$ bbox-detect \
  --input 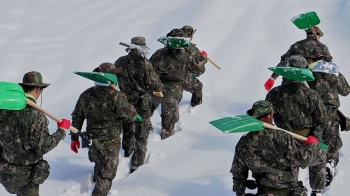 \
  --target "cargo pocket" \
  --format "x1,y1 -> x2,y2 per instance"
30,160 -> 50,184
